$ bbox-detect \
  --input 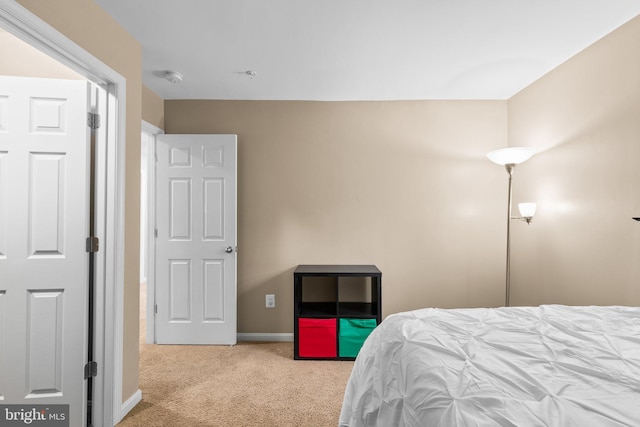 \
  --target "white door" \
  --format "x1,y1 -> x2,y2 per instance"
155,134 -> 237,345
0,77 -> 90,423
